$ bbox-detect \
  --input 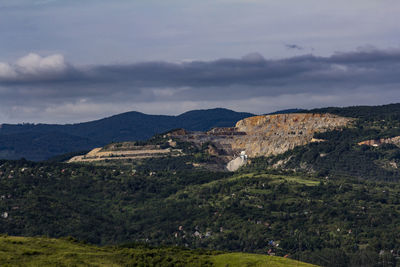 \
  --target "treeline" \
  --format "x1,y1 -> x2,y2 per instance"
310,103 -> 400,121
